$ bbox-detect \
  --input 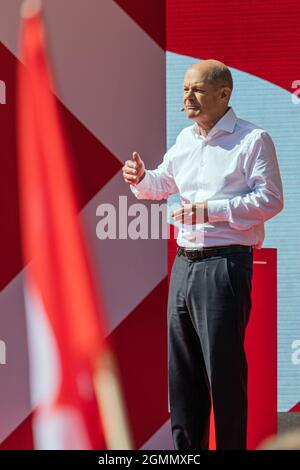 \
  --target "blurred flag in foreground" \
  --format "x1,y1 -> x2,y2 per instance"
17,0 -> 132,450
